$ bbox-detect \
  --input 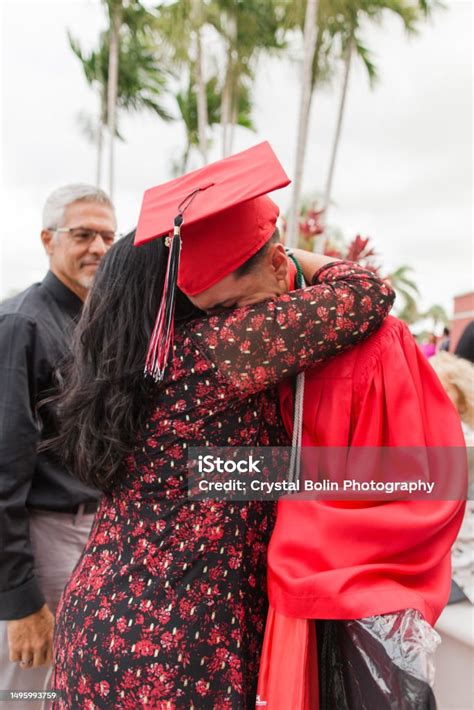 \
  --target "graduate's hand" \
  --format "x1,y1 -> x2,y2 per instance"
7,603 -> 55,669
291,248 -> 340,284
